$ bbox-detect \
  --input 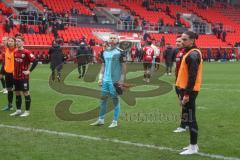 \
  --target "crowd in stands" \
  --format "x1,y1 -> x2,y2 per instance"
212,23 -> 227,42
